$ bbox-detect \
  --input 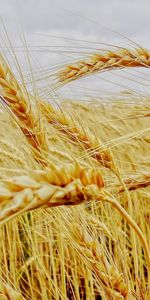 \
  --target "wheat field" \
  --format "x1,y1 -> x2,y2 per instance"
0,42 -> 150,300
